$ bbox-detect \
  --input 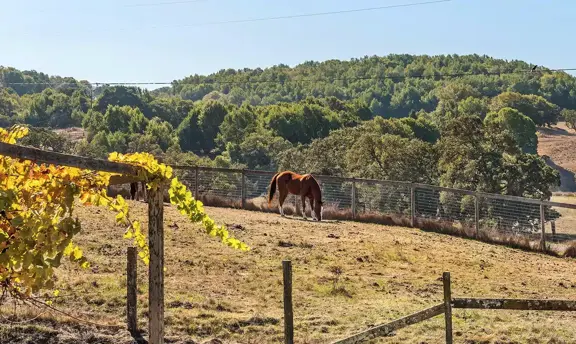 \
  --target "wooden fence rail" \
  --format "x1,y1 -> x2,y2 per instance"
0,143 -> 166,344
328,271 -> 576,344
331,304 -> 445,344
